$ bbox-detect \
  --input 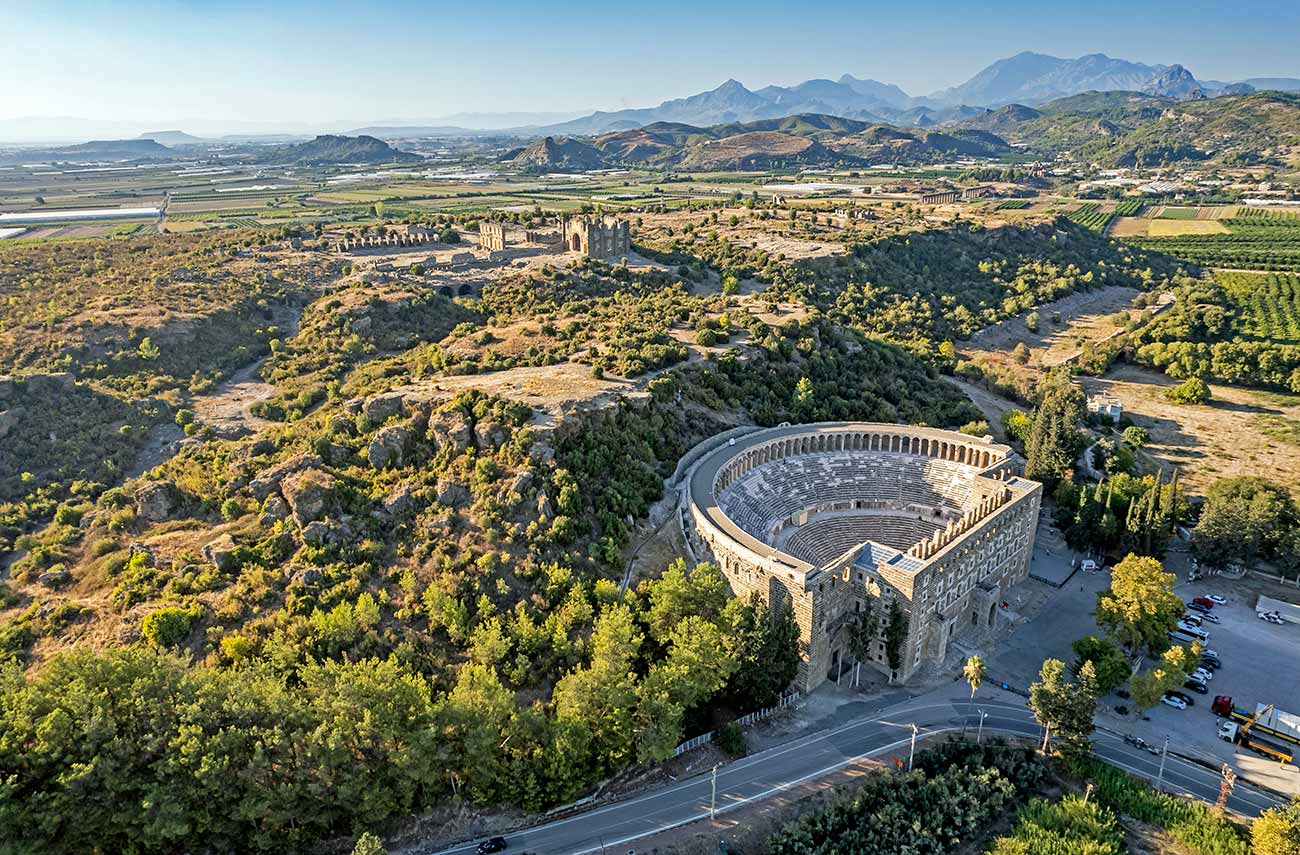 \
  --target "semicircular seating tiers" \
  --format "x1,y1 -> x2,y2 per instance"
706,426 -> 1009,570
